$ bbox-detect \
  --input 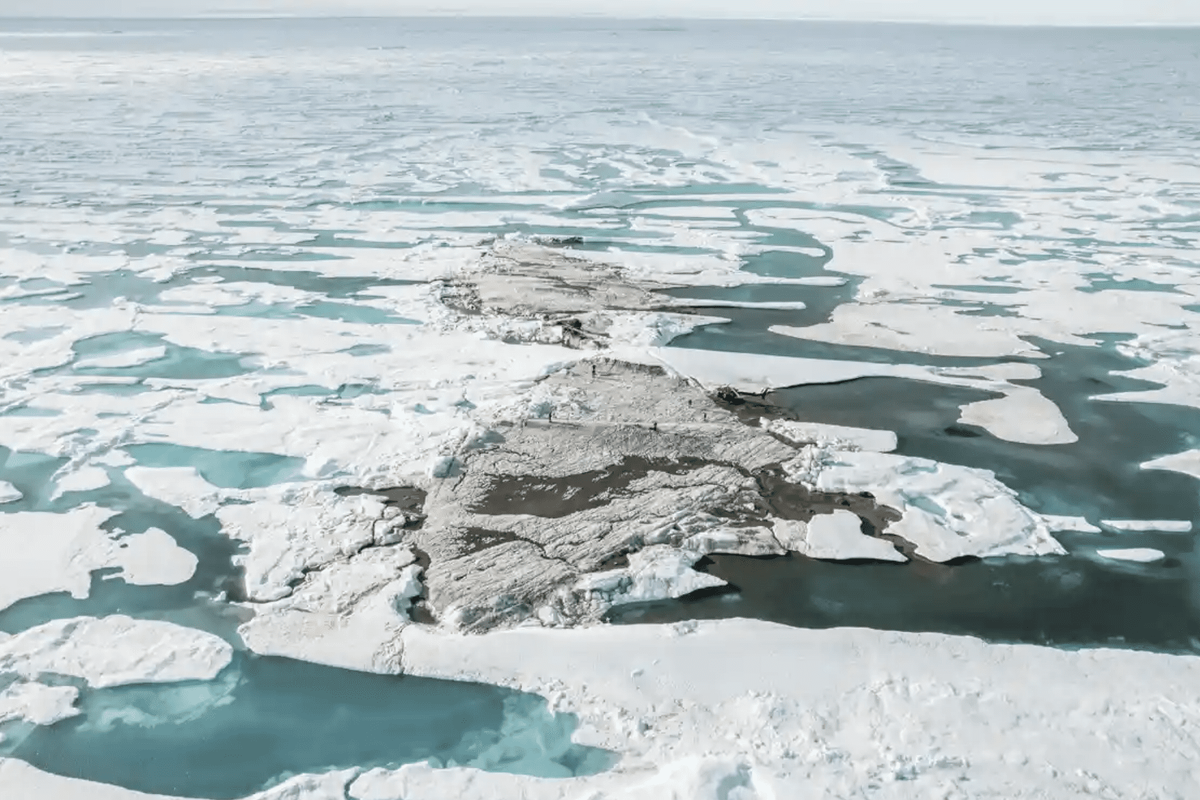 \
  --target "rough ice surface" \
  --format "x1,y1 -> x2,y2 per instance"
1096,548 -> 1166,564
0,616 -> 232,688
238,550 -> 420,673
775,511 -> 907,563
393,619 -> 1200,800
760,418 -> 898,453
1040,515 -> 1102,534
0,682 -> 80,727
814,452 -> 1065,562
0,481 -> 21,505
